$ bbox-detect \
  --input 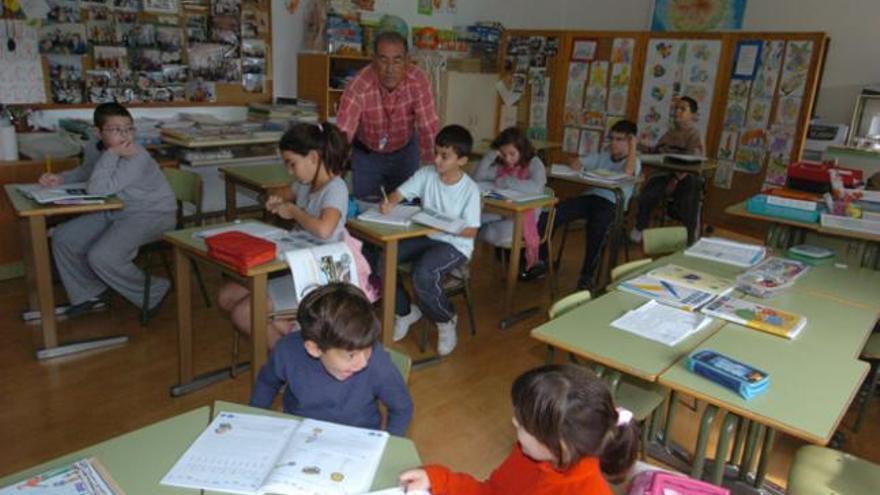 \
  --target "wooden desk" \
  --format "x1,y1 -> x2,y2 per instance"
4,184 -> 127,360
220,163 -> 290,221
163,222 -> 288,396
209,401 -> 422,492
0,406 -> 209,494
482,195 -> 559,328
